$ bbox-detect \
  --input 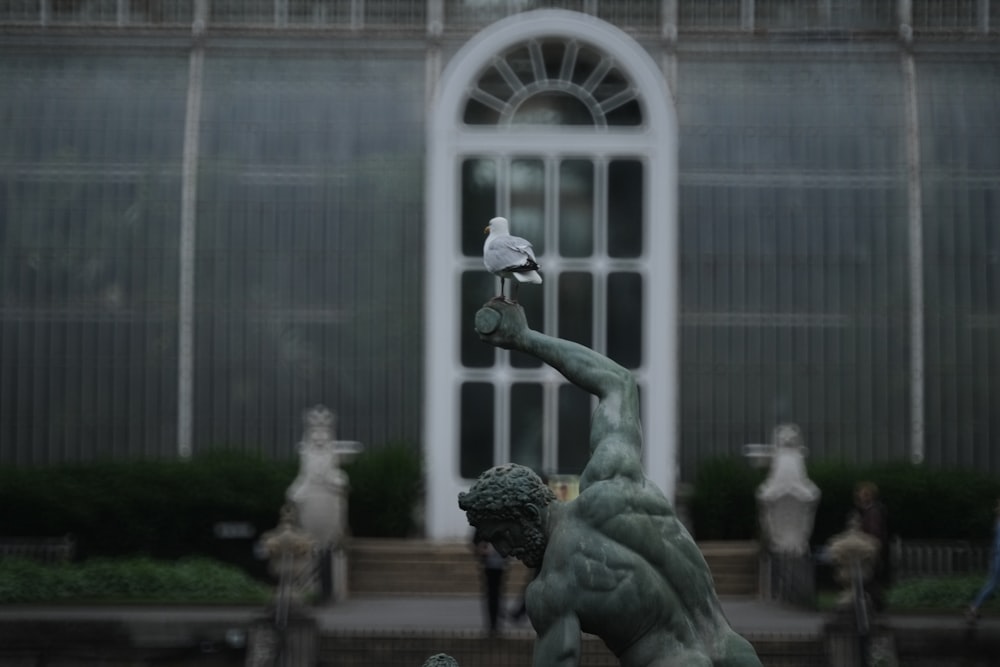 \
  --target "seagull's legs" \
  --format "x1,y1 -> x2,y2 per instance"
491,276 -> 516,303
